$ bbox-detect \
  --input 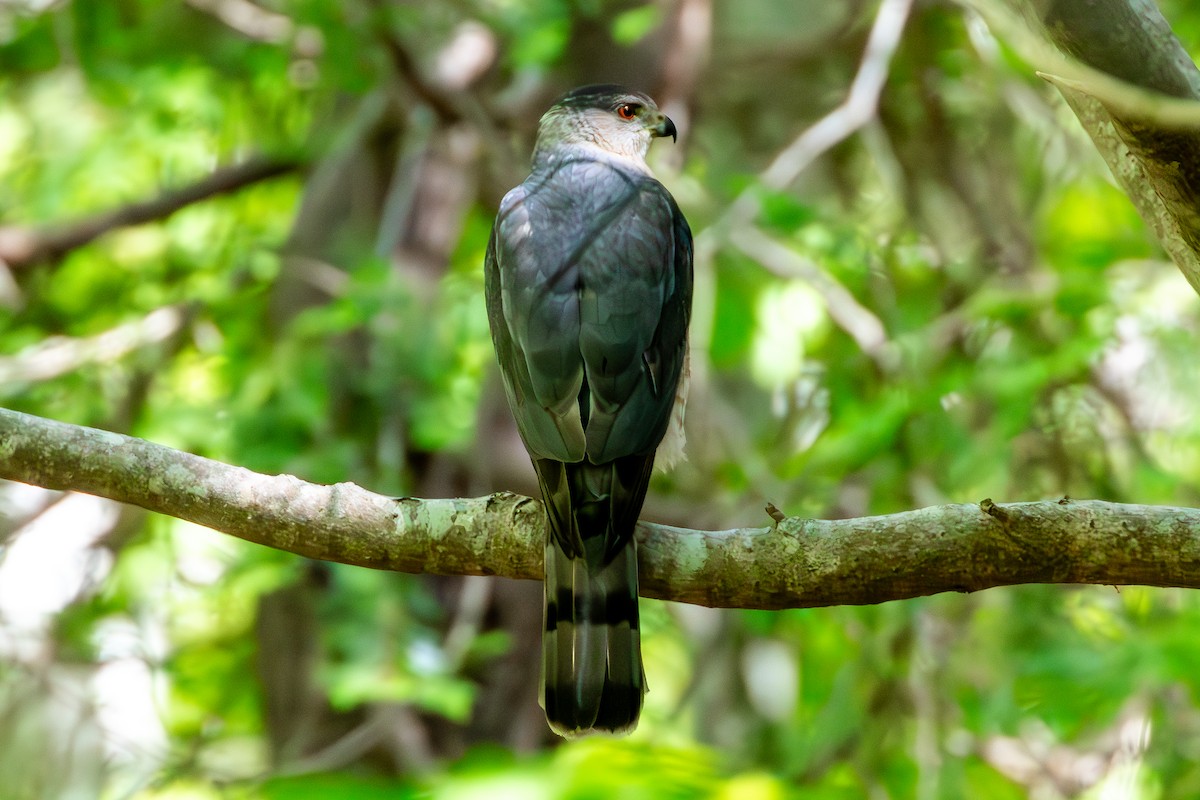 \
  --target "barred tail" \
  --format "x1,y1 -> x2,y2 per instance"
534,457 -> 651,738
